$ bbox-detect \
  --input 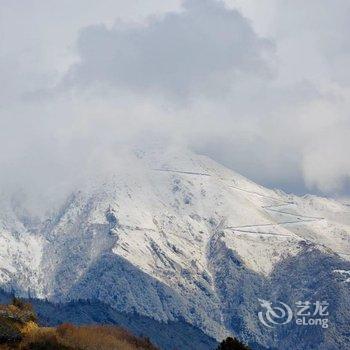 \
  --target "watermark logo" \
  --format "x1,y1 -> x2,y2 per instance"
258,299 -> 329,329
258,299 -> 293,328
